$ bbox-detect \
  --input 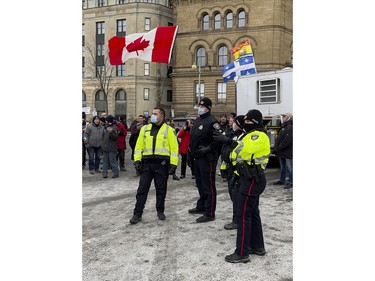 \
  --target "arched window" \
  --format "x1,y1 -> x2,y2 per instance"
226,12 -> 233,28
202,14 -> 209,31
214,13 -> 221,30
95,90 -> 107,114
115,89 -> 127,116
82,91 -> 86,107
218,45 -> 228,66
238,10 -> 246,27
196,47 -> 206,67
